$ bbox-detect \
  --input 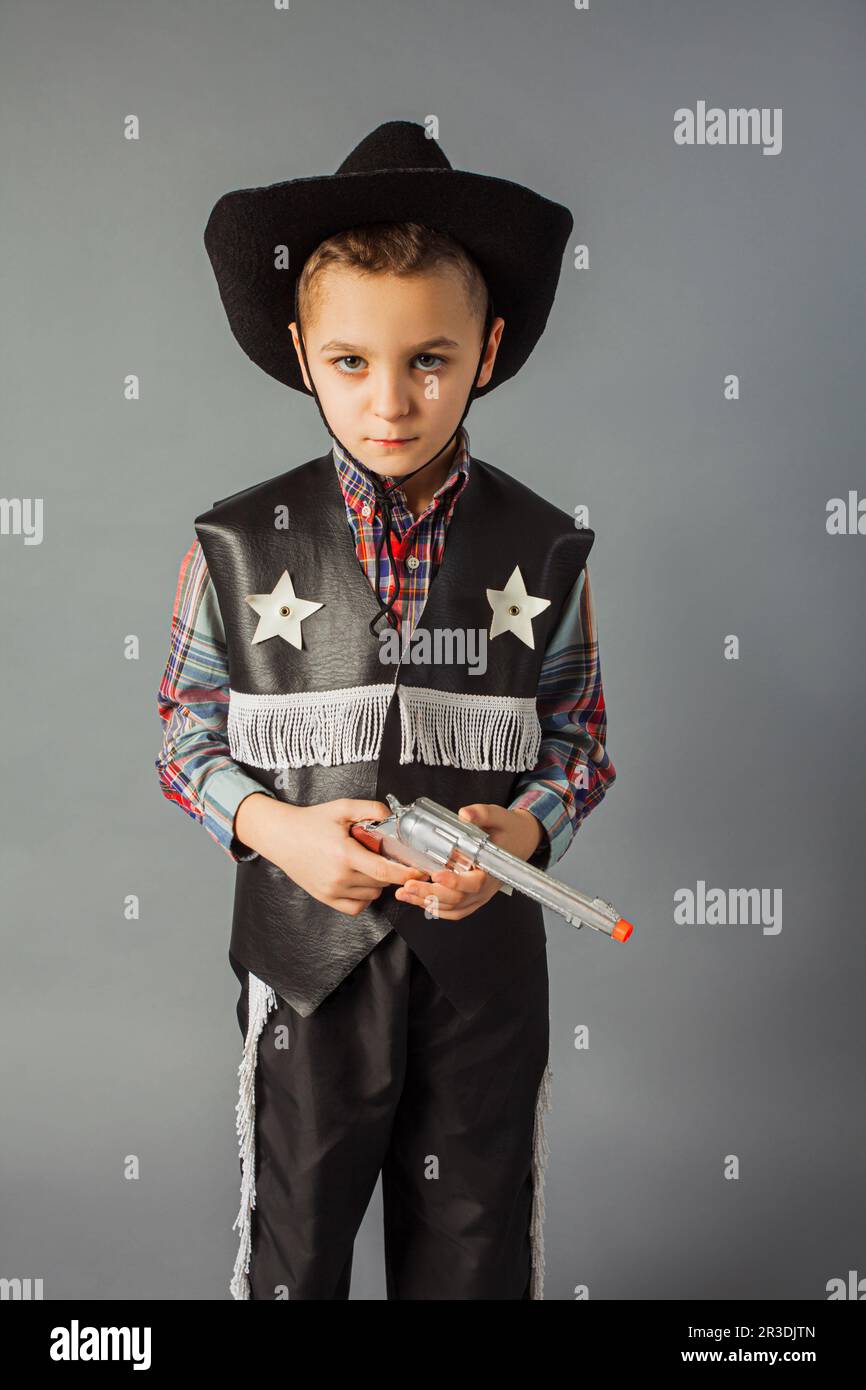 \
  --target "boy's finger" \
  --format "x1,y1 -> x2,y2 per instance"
398,887 -> 483,920
398,871 -> 485,906
339,799 -> 392,822
423,881 -> 463,905
347,842 -> 429,886
431,866 -> 487,894
398,882 -> 465,910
